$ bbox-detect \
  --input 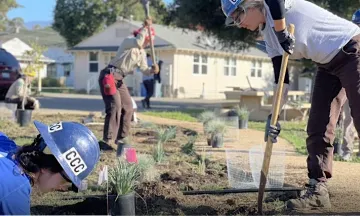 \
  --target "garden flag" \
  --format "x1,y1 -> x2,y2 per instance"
97,165 -> 108,185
